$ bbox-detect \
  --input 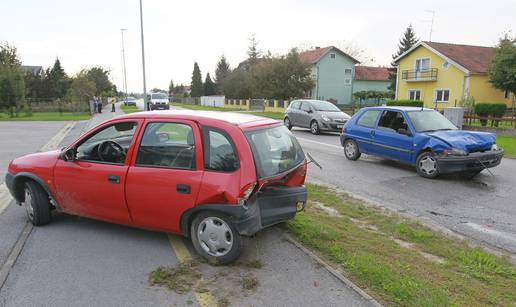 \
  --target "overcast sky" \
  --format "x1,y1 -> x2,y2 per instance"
1,0 -> 514,93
